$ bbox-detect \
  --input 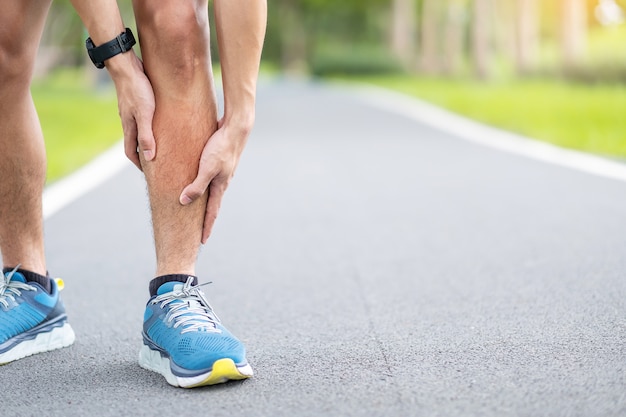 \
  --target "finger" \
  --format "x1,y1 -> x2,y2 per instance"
201,182 -> 226,244
123,121 -> 142,171
136,111 -> 156,162
179,166 -> 217,206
